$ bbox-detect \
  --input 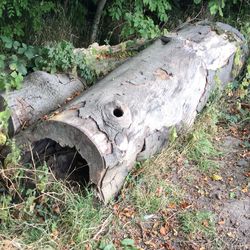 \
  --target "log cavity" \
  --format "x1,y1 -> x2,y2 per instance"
23,138 -> 90,185
113,107 -> 124,117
